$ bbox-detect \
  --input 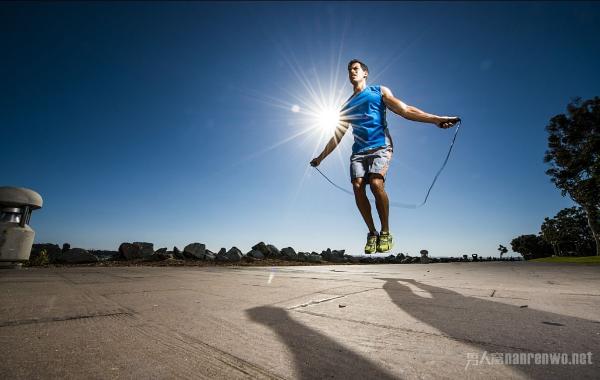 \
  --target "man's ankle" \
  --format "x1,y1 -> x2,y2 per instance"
380,230 -> 389,235
369,231 -> 378,236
